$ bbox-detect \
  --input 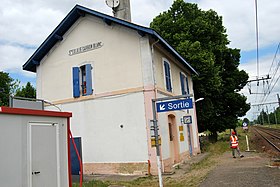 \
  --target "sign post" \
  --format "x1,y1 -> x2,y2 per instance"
151,100 -> 163,187
151,94 -> 193,187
